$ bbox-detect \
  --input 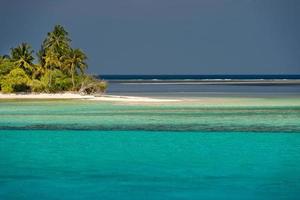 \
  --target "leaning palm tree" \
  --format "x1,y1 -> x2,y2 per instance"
62,48 -> 87,89
10,43 -> 34,74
